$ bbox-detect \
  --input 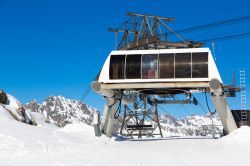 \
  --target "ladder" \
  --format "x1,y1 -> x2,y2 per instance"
240,69 -> 248,126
